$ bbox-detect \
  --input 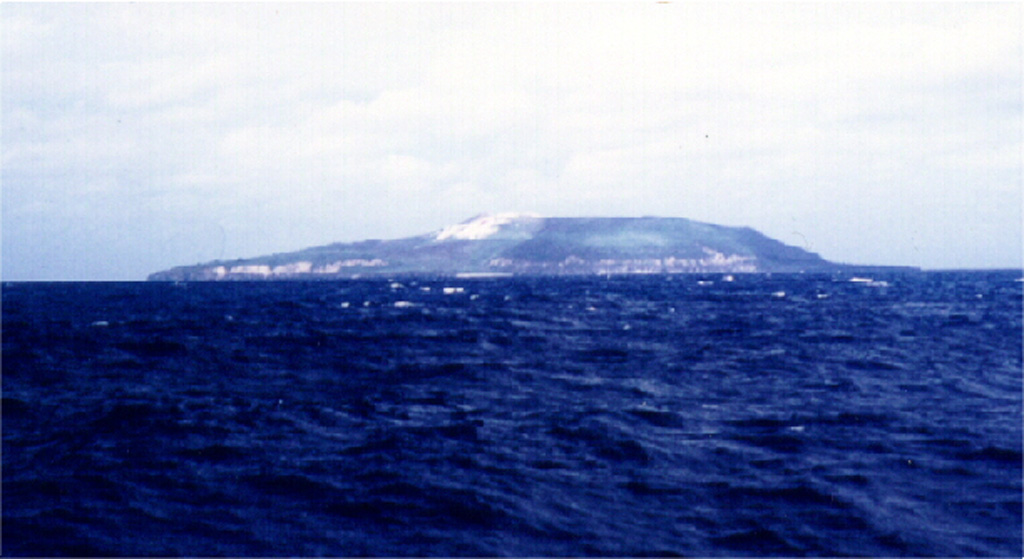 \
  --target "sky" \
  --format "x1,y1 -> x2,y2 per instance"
2,2 -> 1021,280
